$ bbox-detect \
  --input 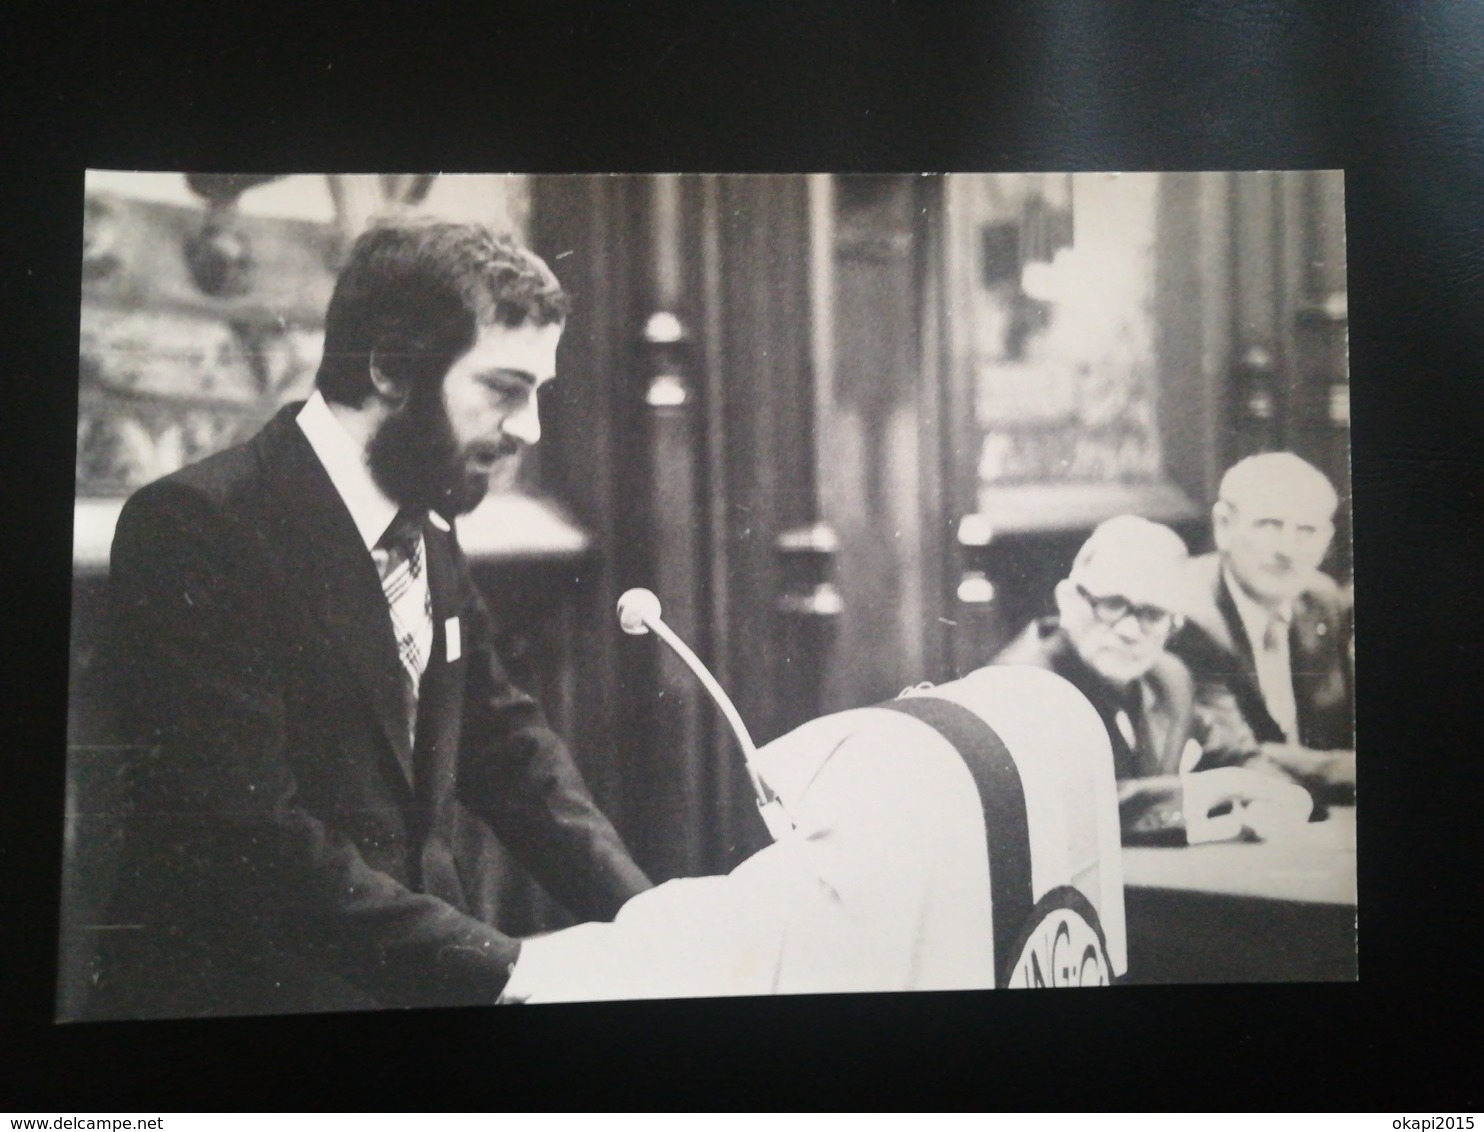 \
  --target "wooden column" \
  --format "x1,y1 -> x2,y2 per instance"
820,175 -> 942,709
528,174 -> 651,861
632,303 -> 710,880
